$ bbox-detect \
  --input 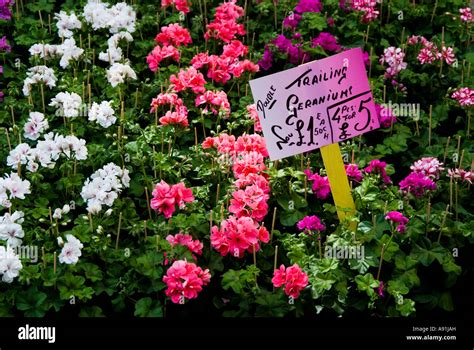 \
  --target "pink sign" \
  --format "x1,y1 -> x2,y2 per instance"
249,48 -> 379,161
